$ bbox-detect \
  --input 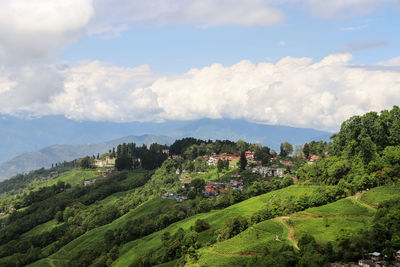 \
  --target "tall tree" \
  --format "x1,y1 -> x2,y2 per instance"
280,142 -> 293,157
239,151 -> 247,170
